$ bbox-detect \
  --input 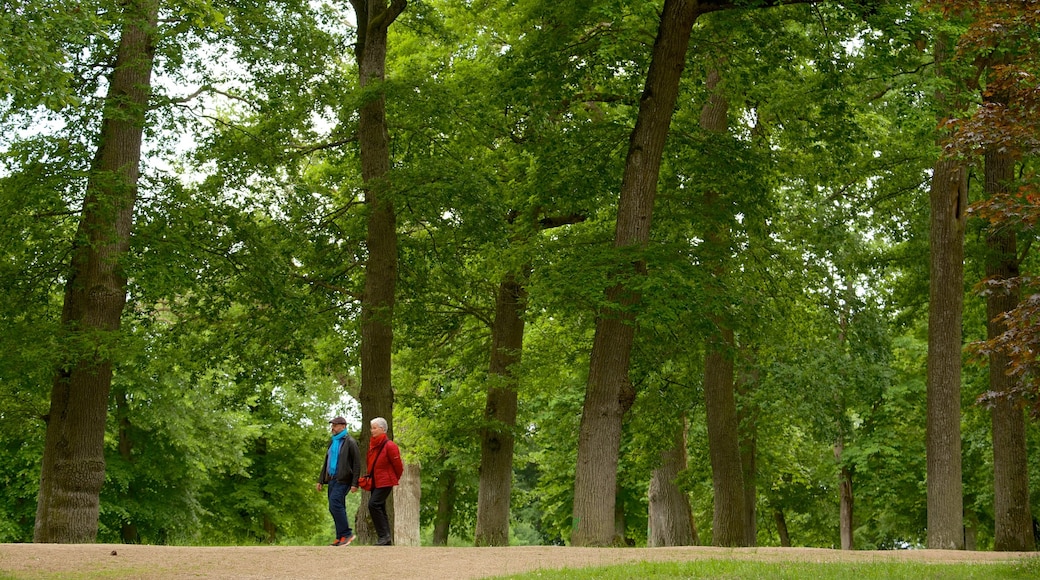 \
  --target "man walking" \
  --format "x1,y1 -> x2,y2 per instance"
317,416 -> 361,546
